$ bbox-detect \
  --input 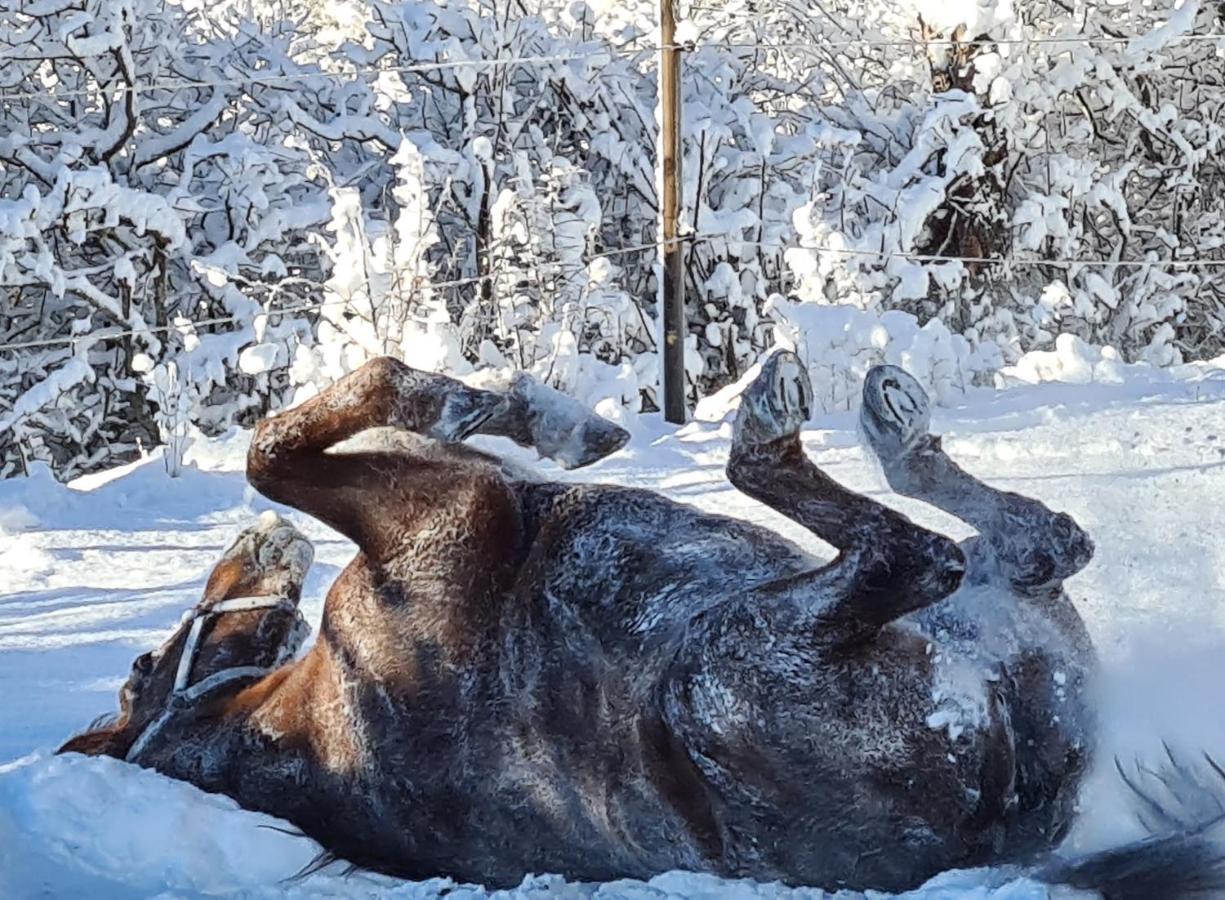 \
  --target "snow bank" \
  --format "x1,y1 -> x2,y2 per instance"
0,753 -> 1056,898
5,372 -> 1225,898
692,304 -> 1225,425
0,753 -> 322,898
